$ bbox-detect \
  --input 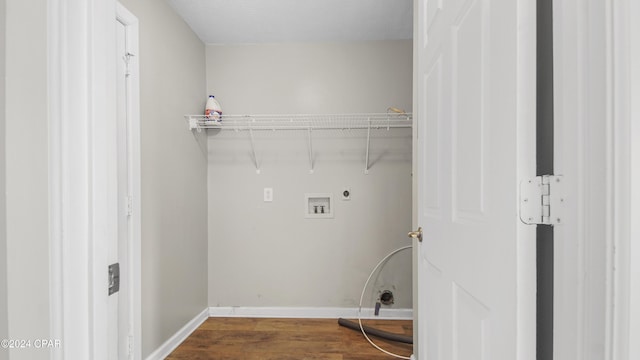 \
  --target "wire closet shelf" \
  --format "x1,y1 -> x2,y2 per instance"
184,113 -> 413,132
183,112 -> 413,175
